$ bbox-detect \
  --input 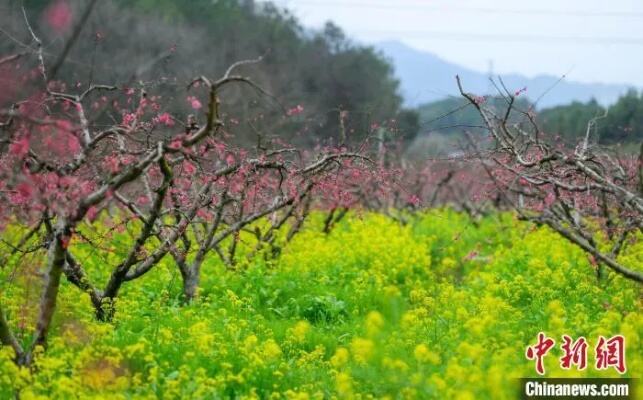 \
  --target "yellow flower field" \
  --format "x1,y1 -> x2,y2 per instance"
0,210 -> 641,399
